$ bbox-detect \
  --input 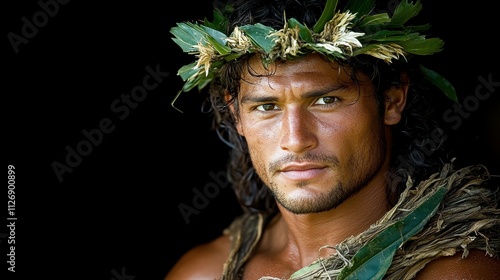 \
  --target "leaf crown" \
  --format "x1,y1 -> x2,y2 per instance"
170,0 -> 457,104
